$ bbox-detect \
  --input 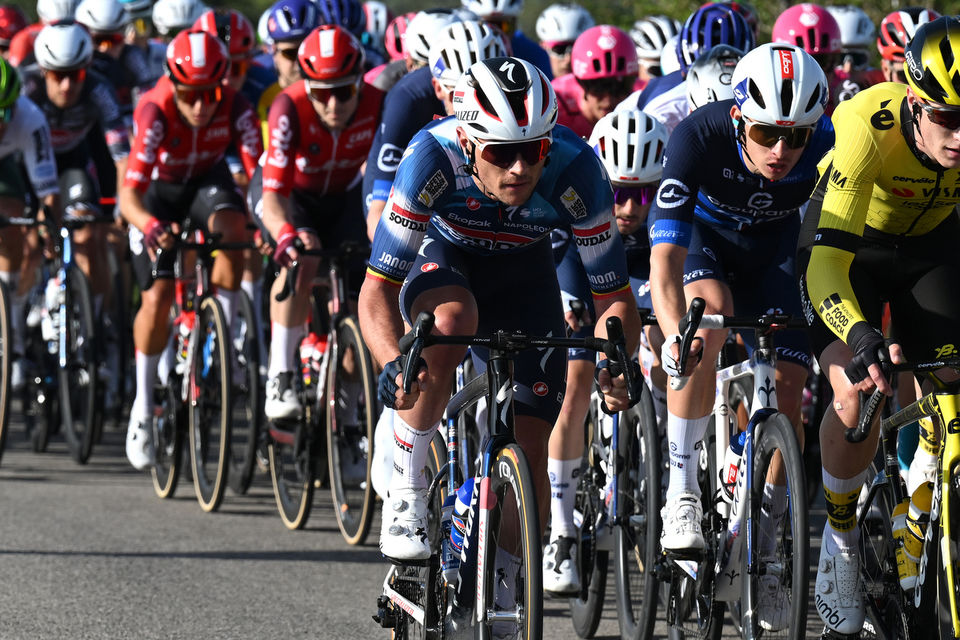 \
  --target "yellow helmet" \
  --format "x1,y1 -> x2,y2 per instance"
904,16 -> 960,106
